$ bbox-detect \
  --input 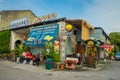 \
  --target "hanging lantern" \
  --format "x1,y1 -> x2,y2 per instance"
65,24 -> 73,31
